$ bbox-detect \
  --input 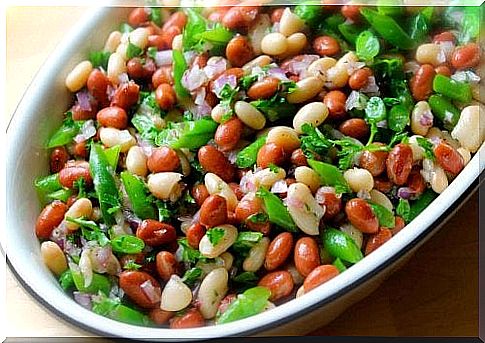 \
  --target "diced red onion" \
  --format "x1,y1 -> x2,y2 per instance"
345,91 -> 368,112
118,72 -> 129,84
397,187 -> 416,200
438,41 -> 454,60
76,90 -> 92,111
287,55 -> 319,78
140,280 -> 161,304
106,84 -> 116,101
213,74 -> 237,98
74,120 -> 96,143
90,246 -> 112,273
360,76 -> 379,94
203,57 -> 228,79
184,51 -> 198,65
194,102 -> 212,119
225,150 -> 239,165
154,50 -> 173,66
240,172 -> 256,194
285,196 -> 305,210
404,61 -> 420,75
73,292 -> 92,309
270,179 -> 288,194
182,65 -> 208,91
194,87 -> 206,106
135,135 -> 154,156
419,110 -> 434,127
267,67 -> 289,81
79,249 -> 93,288
344,61 -> 366,76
